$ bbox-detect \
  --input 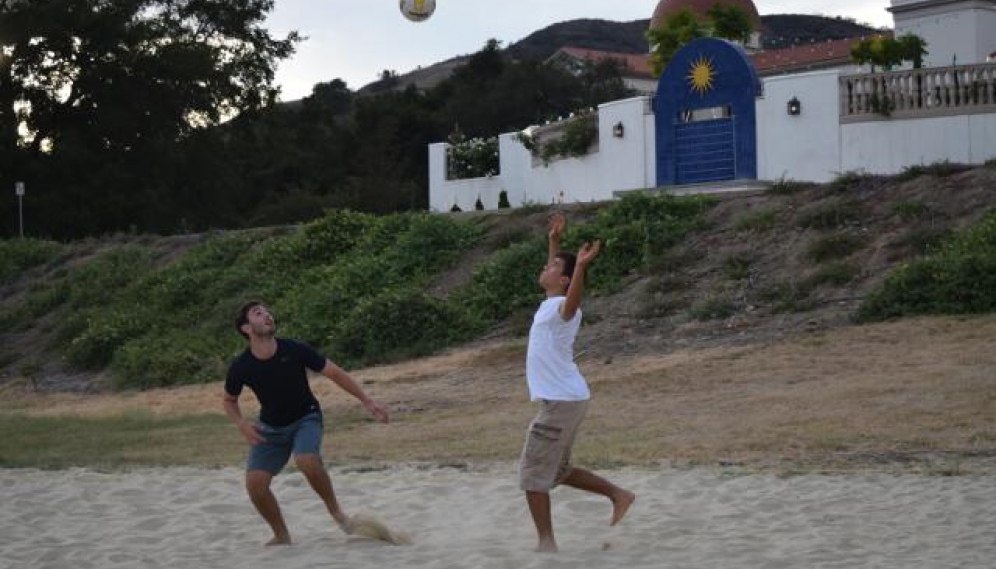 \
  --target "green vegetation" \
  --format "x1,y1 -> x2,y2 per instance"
5,193 -> 715,391
805,232 -> 865,263
892,200 -> 929,222
796,199 -> 863,229
896,161 -> 971,182
0,238 -> 64,284
735,208 -> 778,232
803,261 -> 860,289
0,412 -> 240,470
860,211 -> 996,321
